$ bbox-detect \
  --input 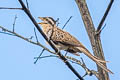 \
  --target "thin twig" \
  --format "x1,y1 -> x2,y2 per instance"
100,24 -> 106,32
34,49 -> 45,64
29,36 -> 34,40
26,0 -> 29,9
56,18 -> 59,23
62,16 -> 72,29
34,28 -> 39,42
80,58 -> 93,77
0,7 -> 23,10
56,18 -> 60,26
65,56 -> 98,77
0,26 -> 54,54
96,24 -> 106,35
97,0 -> 114,33
0,31 -> 15,36
13,15 -> 17,32
34,55 -> 58,59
